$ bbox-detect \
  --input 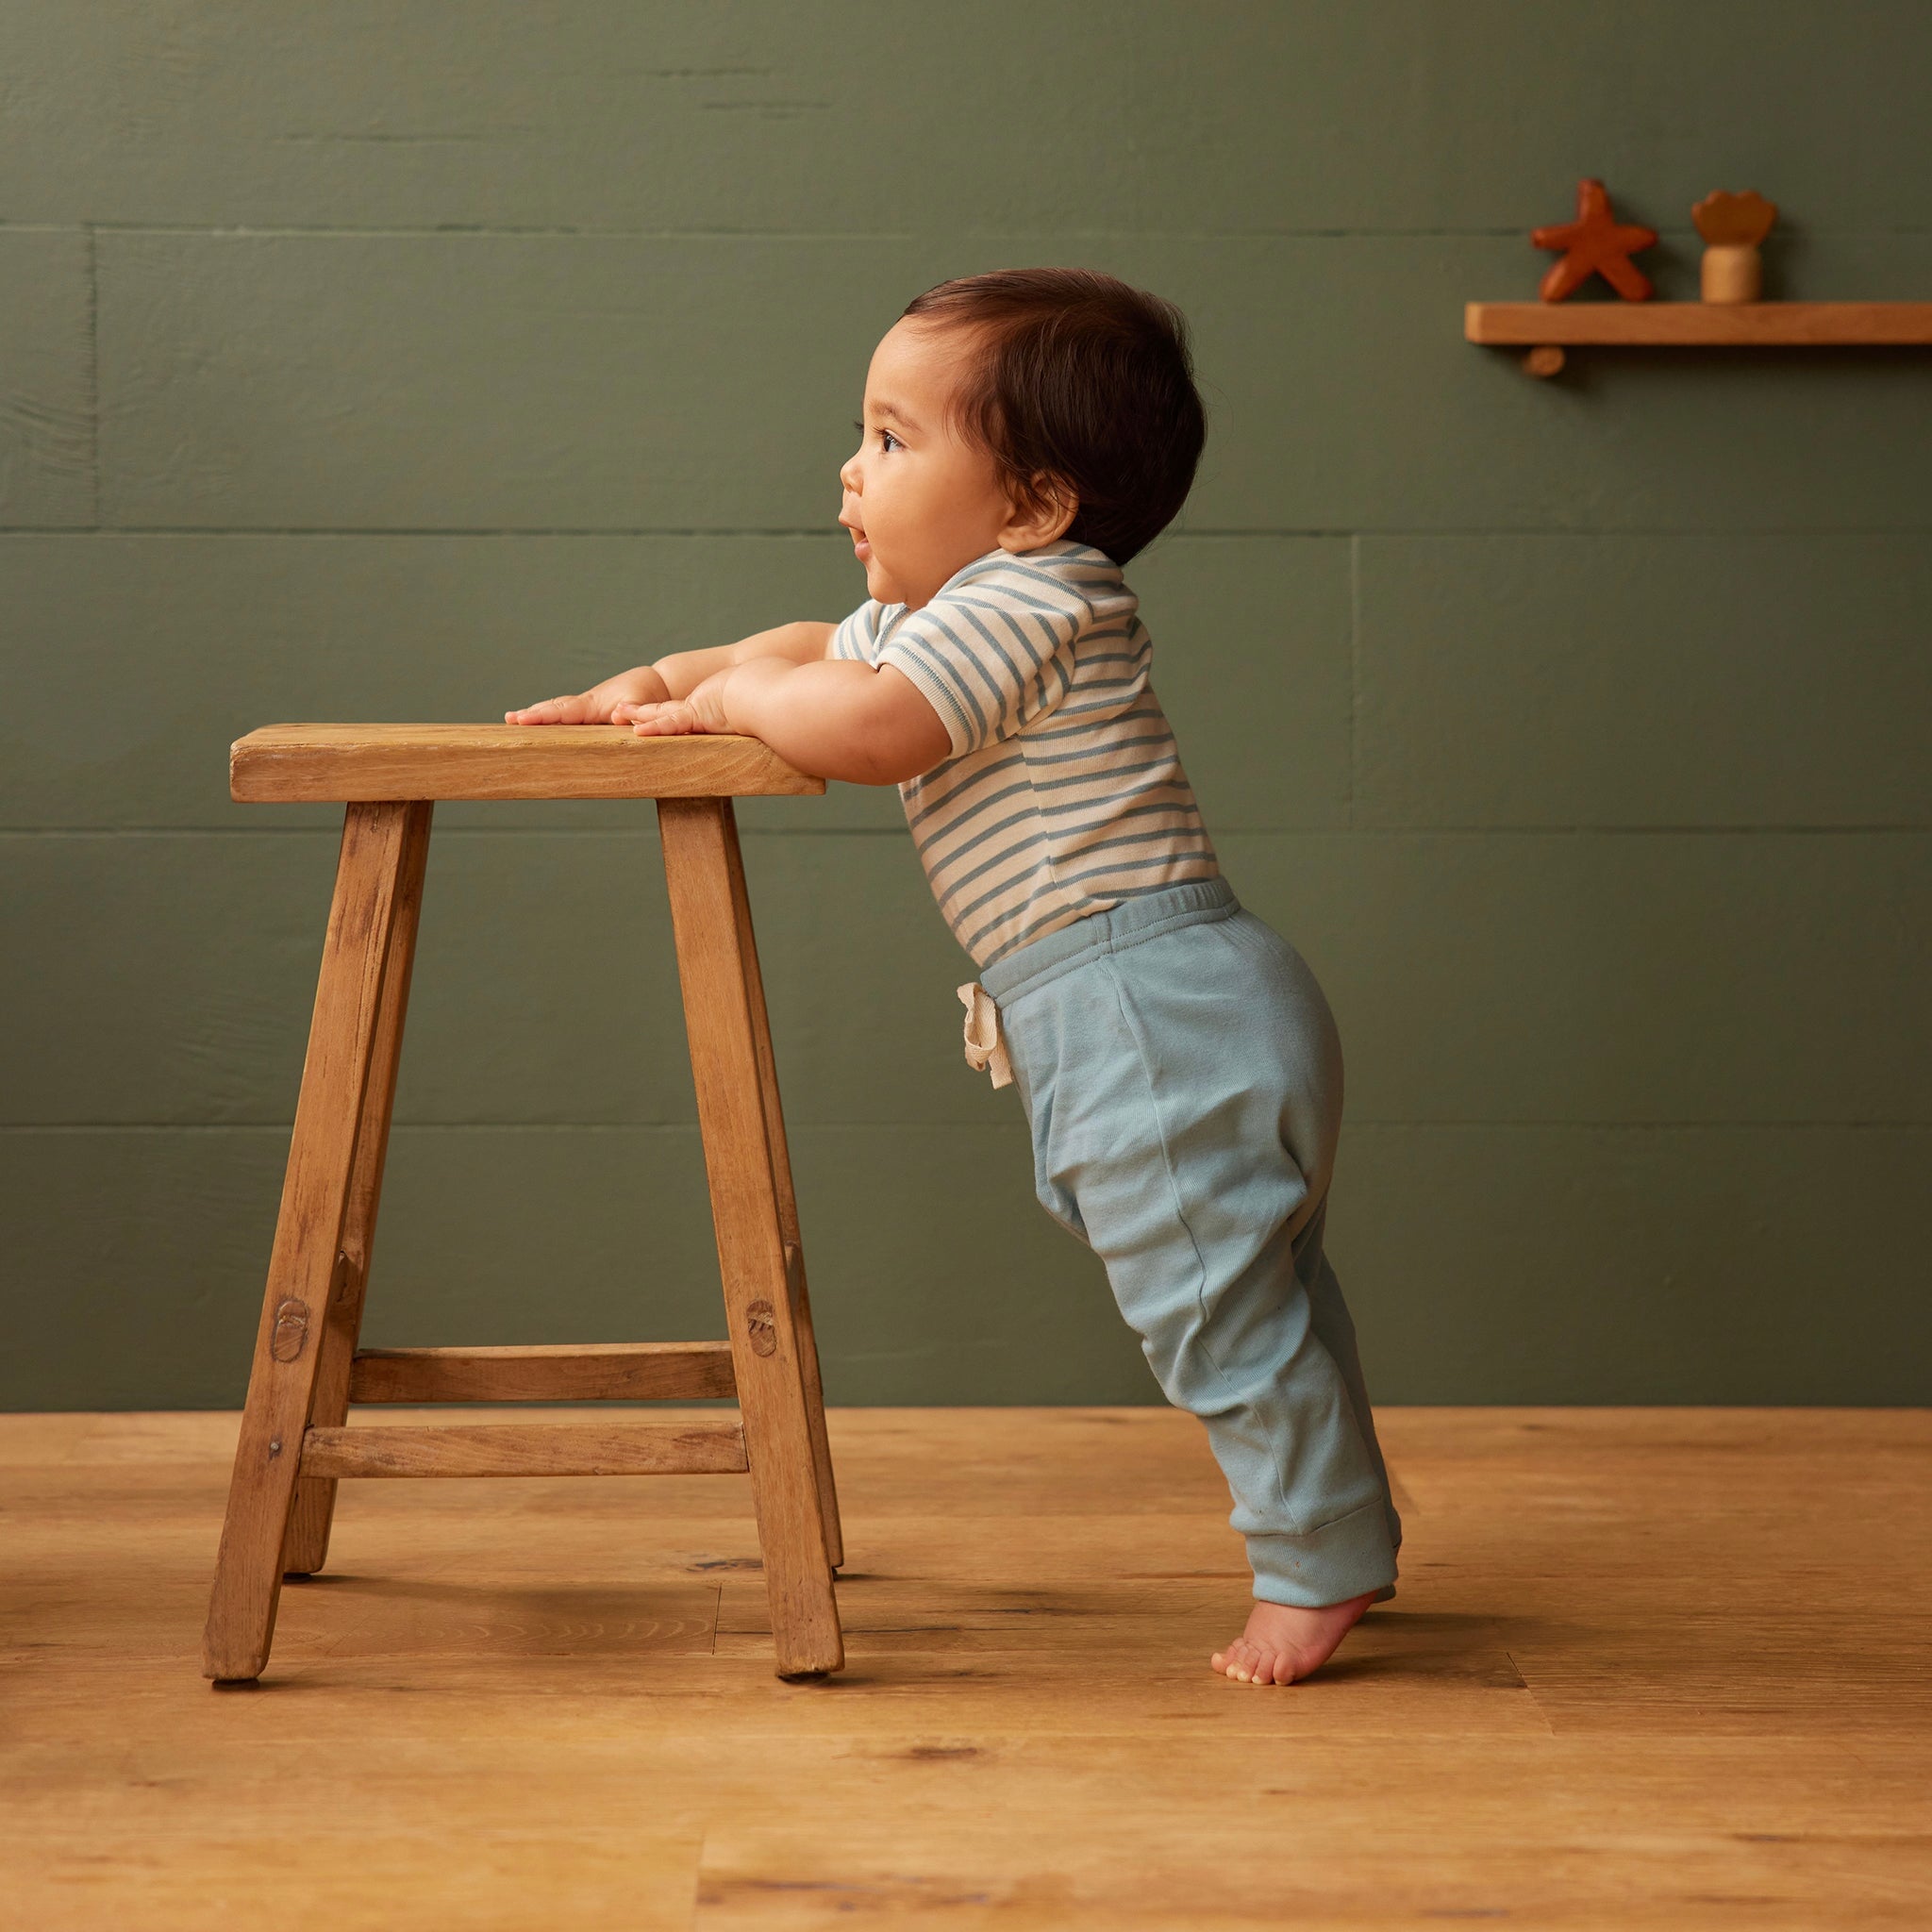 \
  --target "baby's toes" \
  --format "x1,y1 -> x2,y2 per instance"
1217,1639 -> 1260,1682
